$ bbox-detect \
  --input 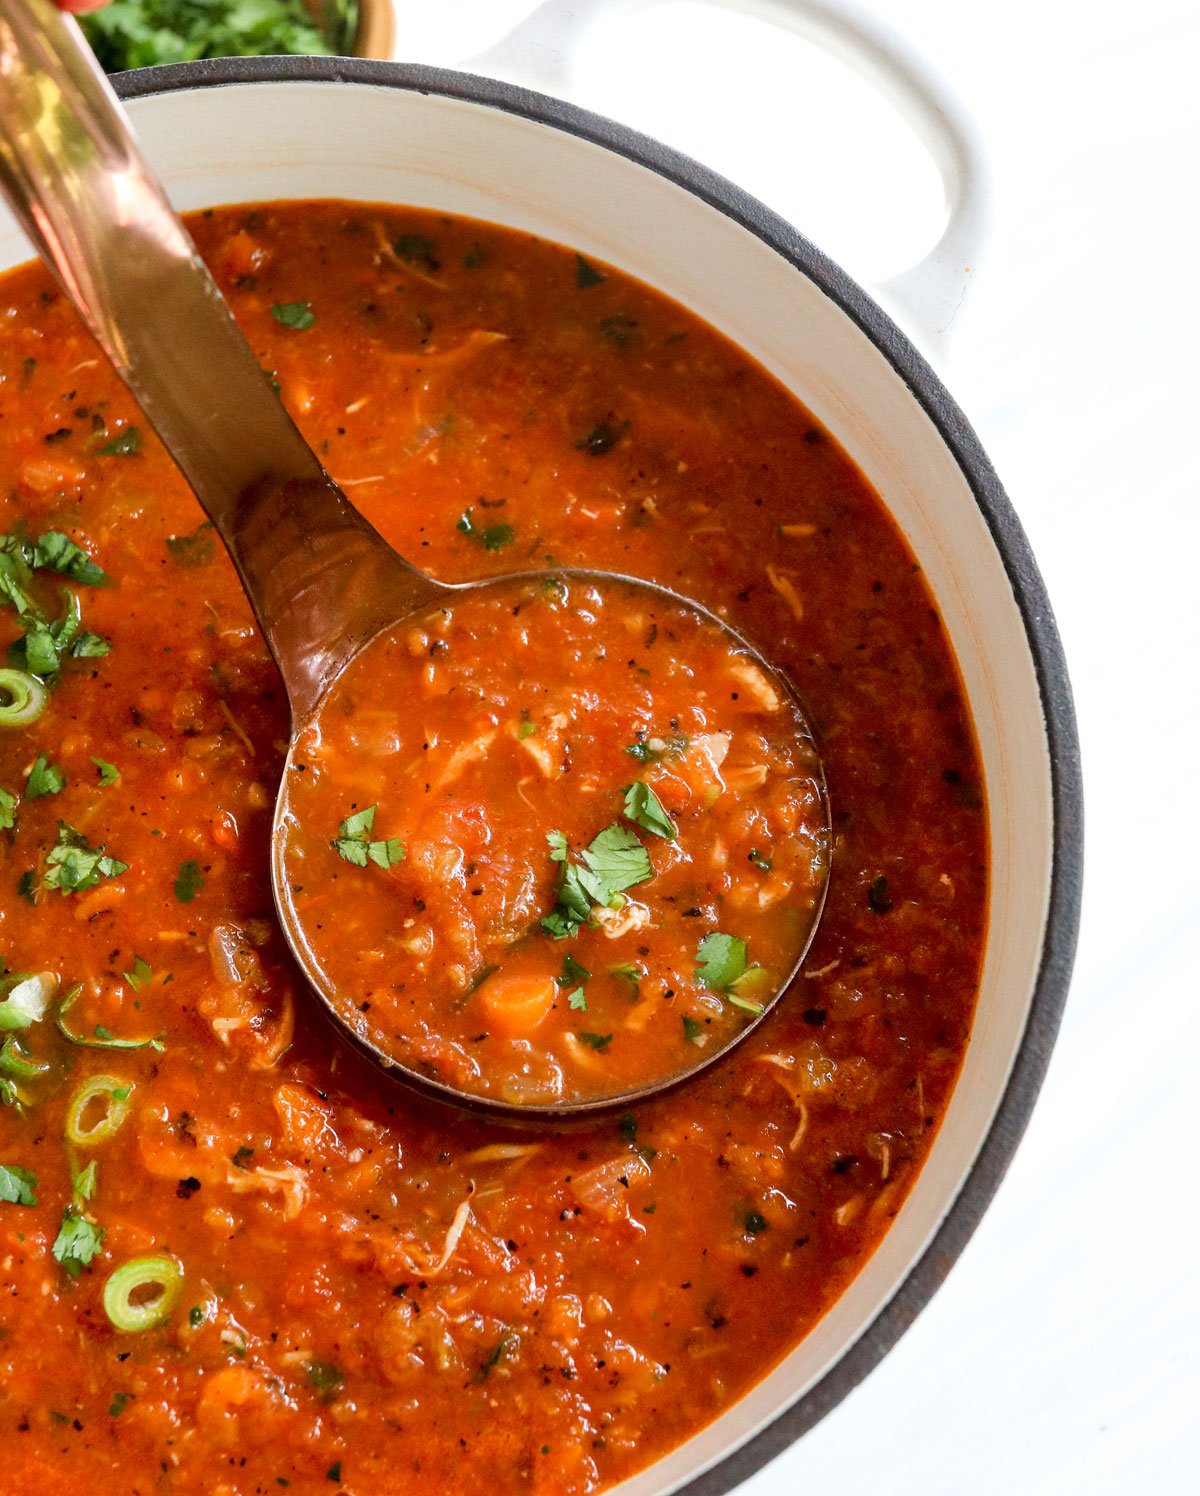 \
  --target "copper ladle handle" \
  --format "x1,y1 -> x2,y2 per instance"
0,0 -> 432,719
